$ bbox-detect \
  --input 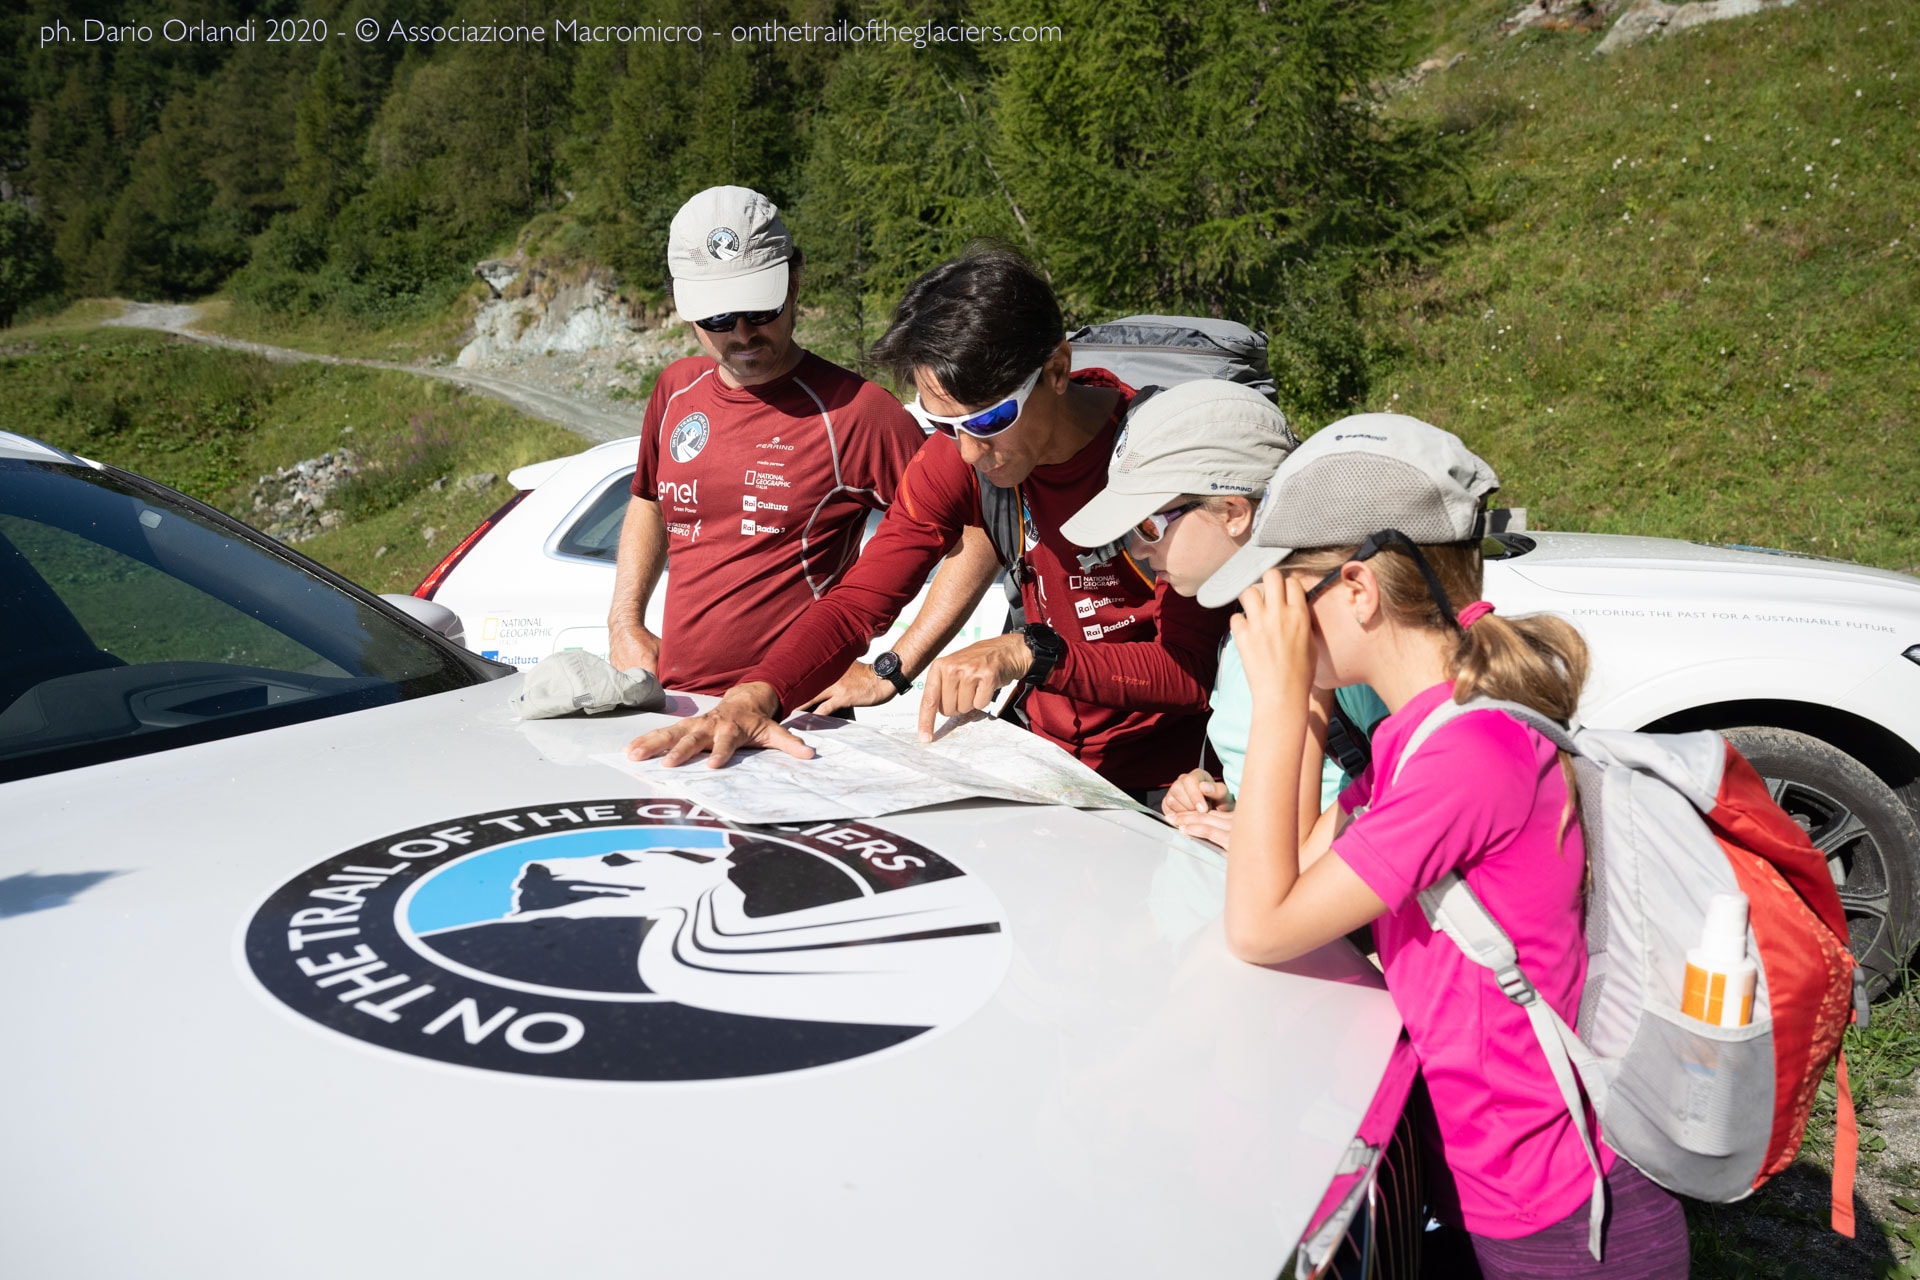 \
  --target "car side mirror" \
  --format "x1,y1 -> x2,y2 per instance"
379,594 -> 467,647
